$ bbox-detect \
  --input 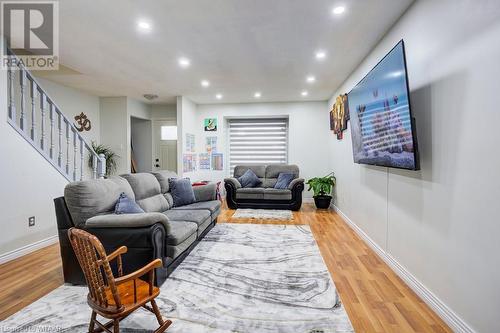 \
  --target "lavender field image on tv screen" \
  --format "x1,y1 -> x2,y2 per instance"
348,41 -> 417,170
